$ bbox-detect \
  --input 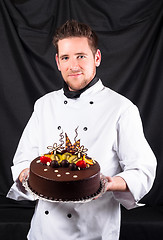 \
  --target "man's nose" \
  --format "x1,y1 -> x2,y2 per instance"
69,59 -> 79,71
